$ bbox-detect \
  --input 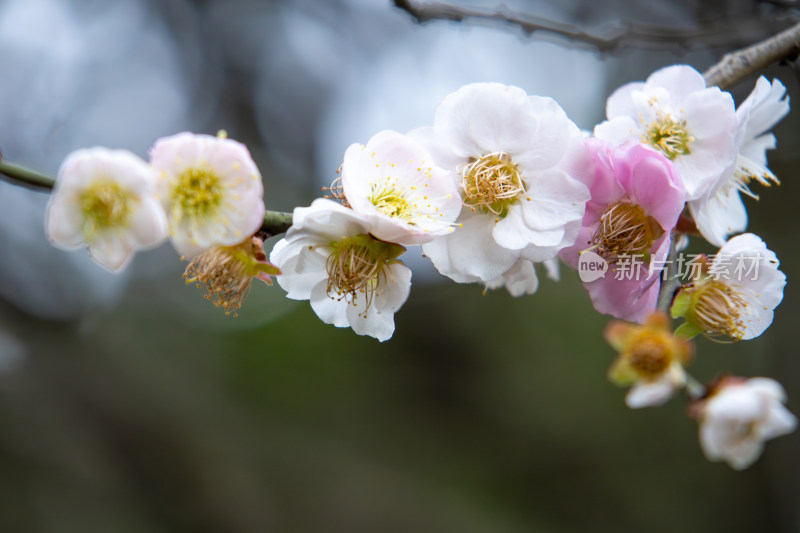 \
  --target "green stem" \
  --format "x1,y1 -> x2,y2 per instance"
258,211 -> 293,238
0,159 -> 55,189
0,157 -> 294,237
